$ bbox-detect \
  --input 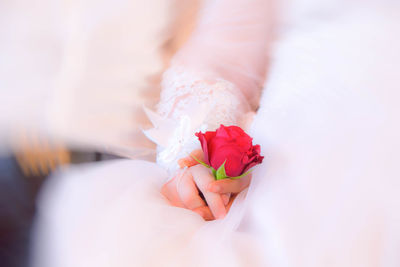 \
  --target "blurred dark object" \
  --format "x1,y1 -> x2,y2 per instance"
0,156 -> 44,267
